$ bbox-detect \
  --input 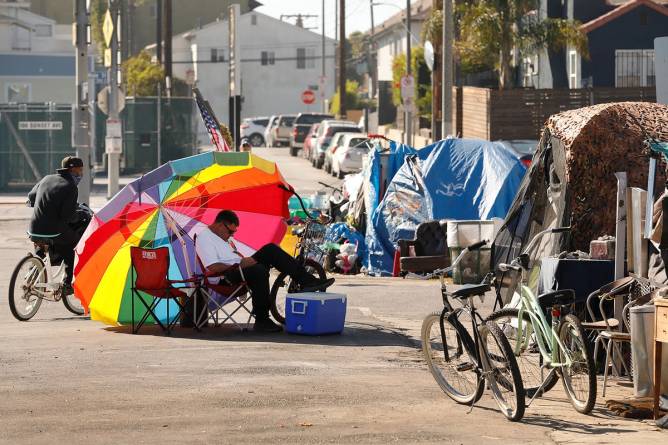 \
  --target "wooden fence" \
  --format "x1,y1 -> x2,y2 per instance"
455,86 -> 657,141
